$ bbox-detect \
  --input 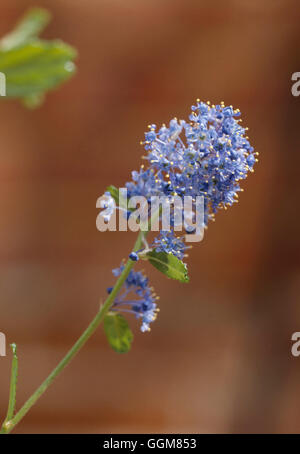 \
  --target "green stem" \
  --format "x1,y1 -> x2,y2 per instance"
0,230 -> 145,434
2,343 -> 18,431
